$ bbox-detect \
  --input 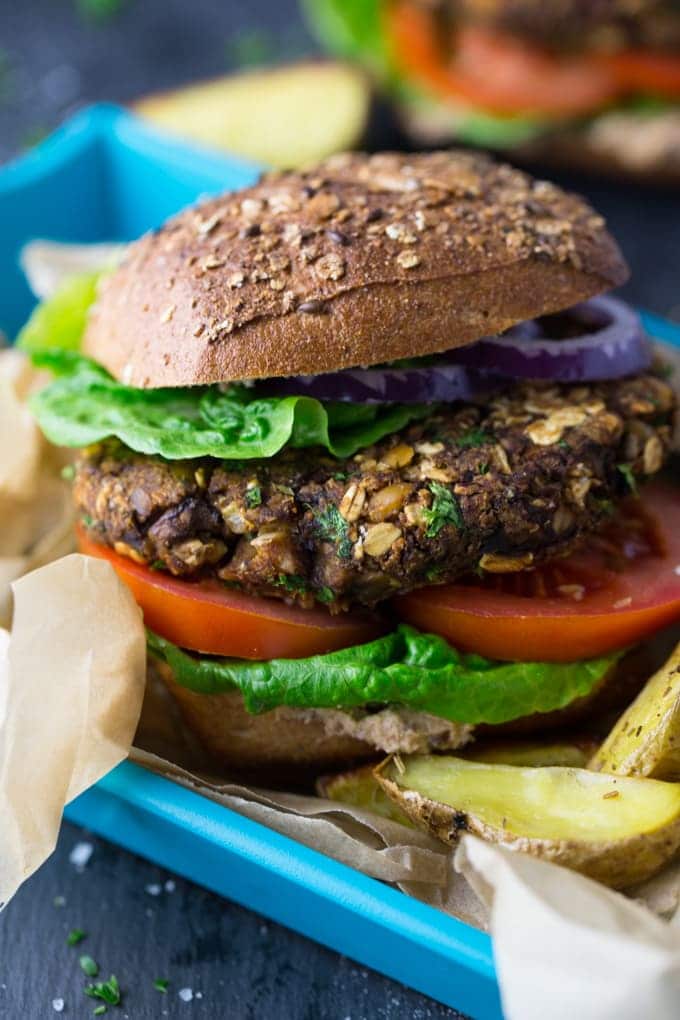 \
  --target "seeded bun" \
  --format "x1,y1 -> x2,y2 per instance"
84,150 -> 628,389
